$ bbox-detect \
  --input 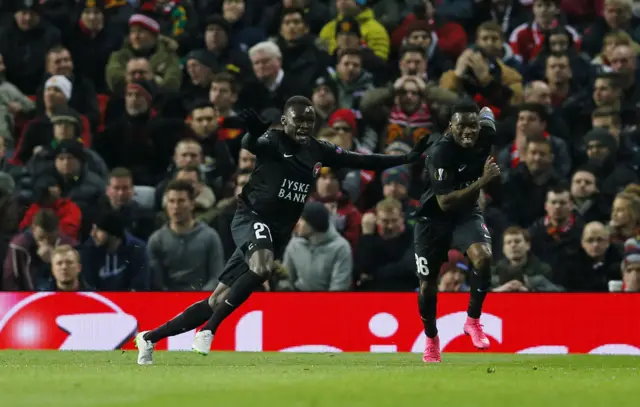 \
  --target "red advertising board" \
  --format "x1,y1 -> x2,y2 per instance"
0,292 -> 638,355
